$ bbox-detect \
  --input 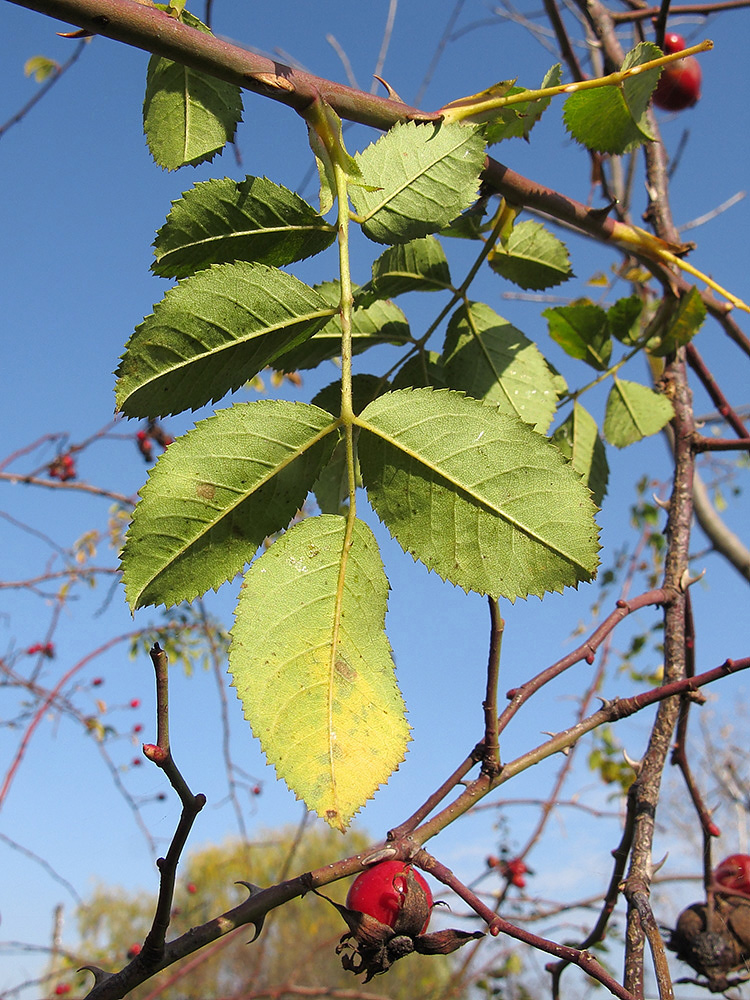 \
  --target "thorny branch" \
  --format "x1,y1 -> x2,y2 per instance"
3,2 -> 749,999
